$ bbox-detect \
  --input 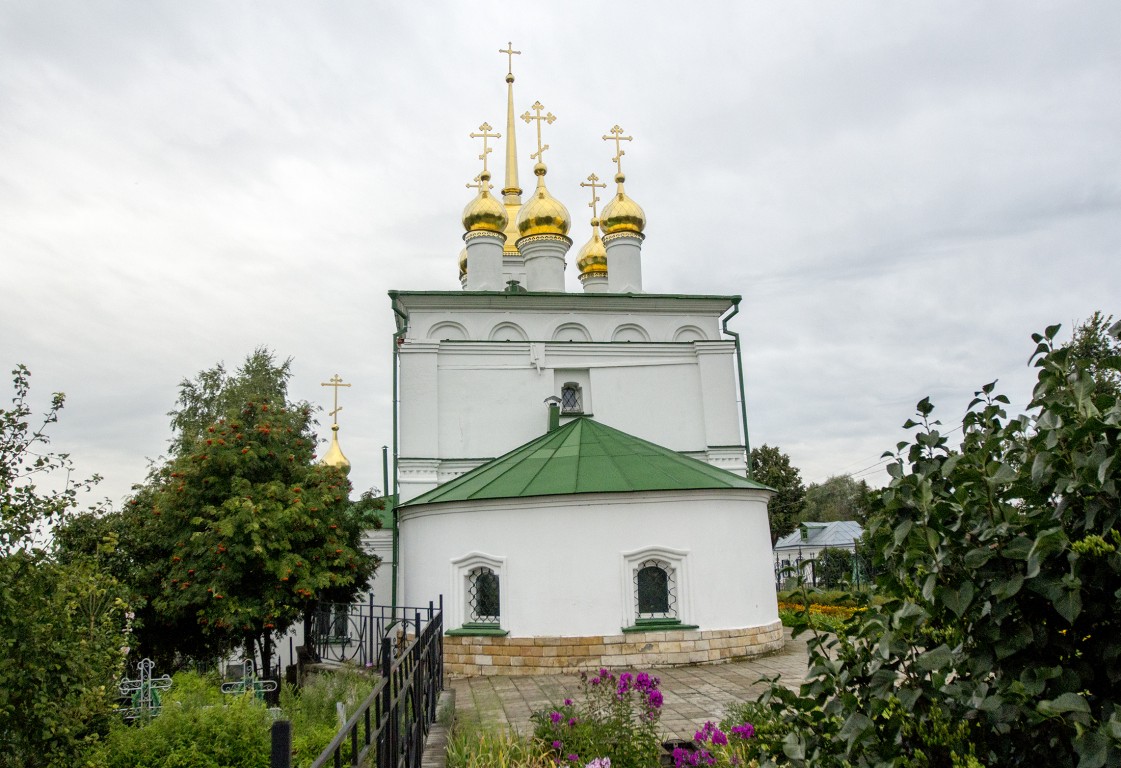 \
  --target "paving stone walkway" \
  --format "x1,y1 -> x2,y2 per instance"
449,628 -> 809,740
